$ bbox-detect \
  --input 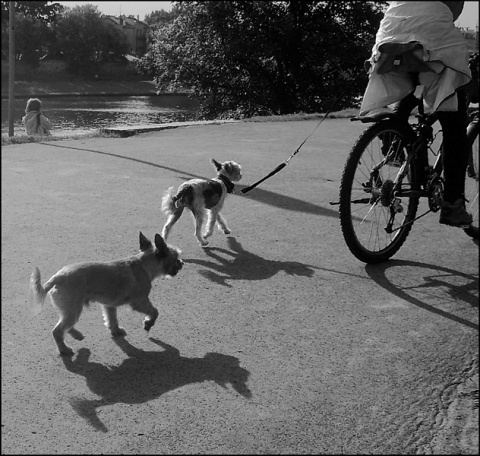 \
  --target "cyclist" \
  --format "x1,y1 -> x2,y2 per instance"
360,1 -> 473,227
